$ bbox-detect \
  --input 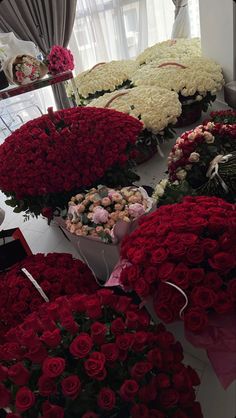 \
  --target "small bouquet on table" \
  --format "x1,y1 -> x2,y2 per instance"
58,185 -> 154,281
